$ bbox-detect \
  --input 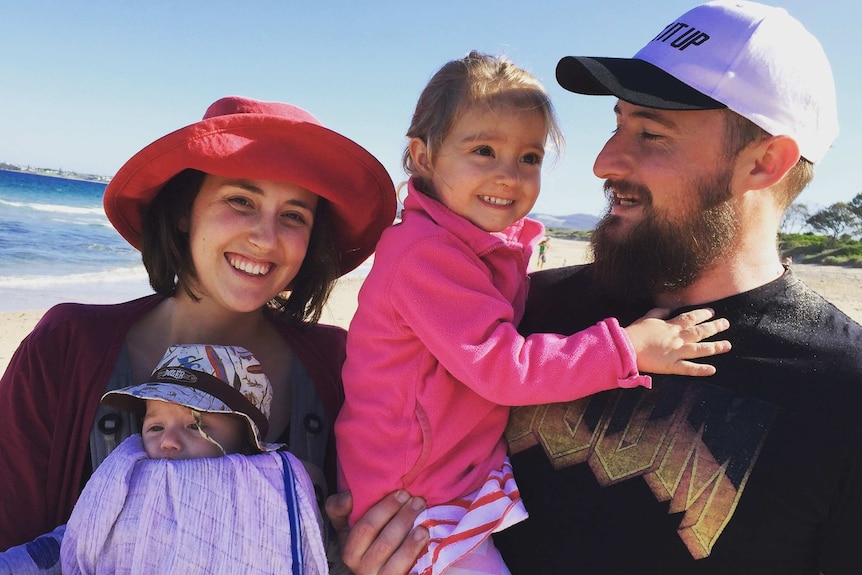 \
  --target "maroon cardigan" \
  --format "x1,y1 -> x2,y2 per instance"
0,295 -> 346,550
